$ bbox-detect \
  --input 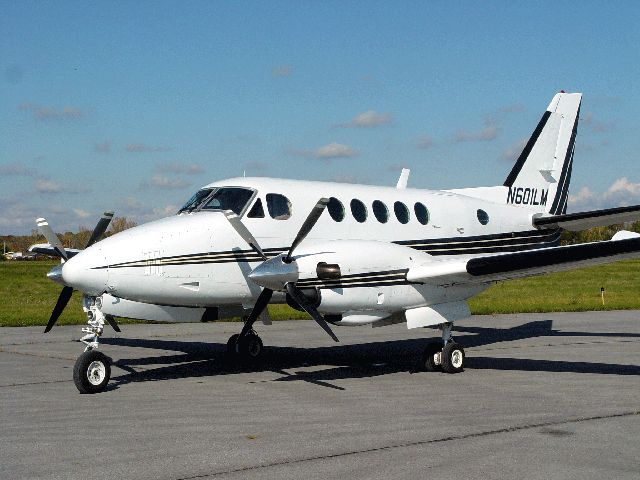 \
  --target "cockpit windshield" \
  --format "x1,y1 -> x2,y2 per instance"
201,187 -> 254,215
178,187 -> 255,215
